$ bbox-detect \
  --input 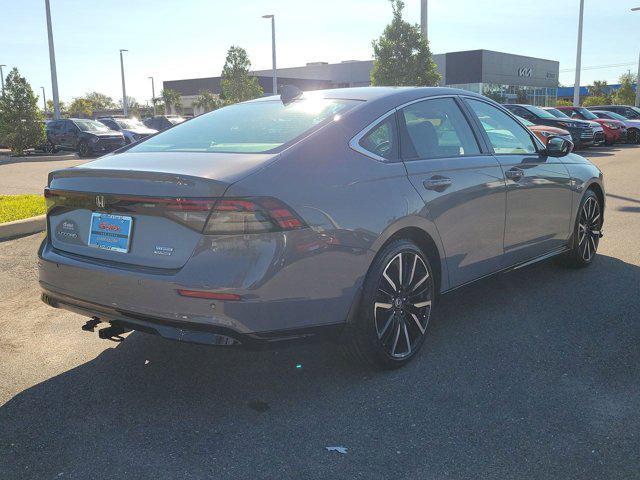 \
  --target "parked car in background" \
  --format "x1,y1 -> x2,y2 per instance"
503,104 -> 602,148
97,117 -> 157,144
143,115 -> 186,131
515,115 -> 572,146
45,119 -> 125,157
589,110 -> 640,144
551,106 -> 625,146
40,87 -> 604,369
586,105 -> 640,121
